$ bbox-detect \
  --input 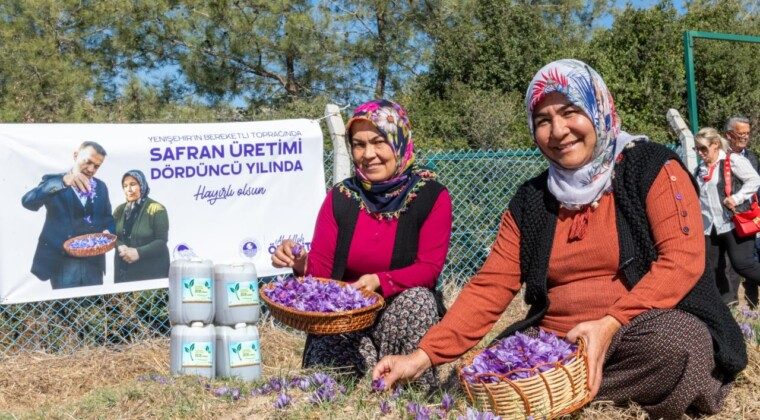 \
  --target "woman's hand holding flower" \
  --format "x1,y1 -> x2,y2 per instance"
372,349 -> 432,390
565,315 -> 621,399
351,274 -> 381,293
271,239 -> 307,276
63,171 -> 92,193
